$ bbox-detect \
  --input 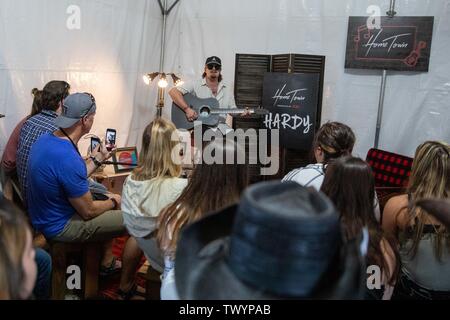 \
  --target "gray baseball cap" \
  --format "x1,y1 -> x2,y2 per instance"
55,92 -> 97,128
